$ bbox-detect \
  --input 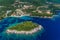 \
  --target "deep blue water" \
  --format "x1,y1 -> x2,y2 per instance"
0,14 -> 60,40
